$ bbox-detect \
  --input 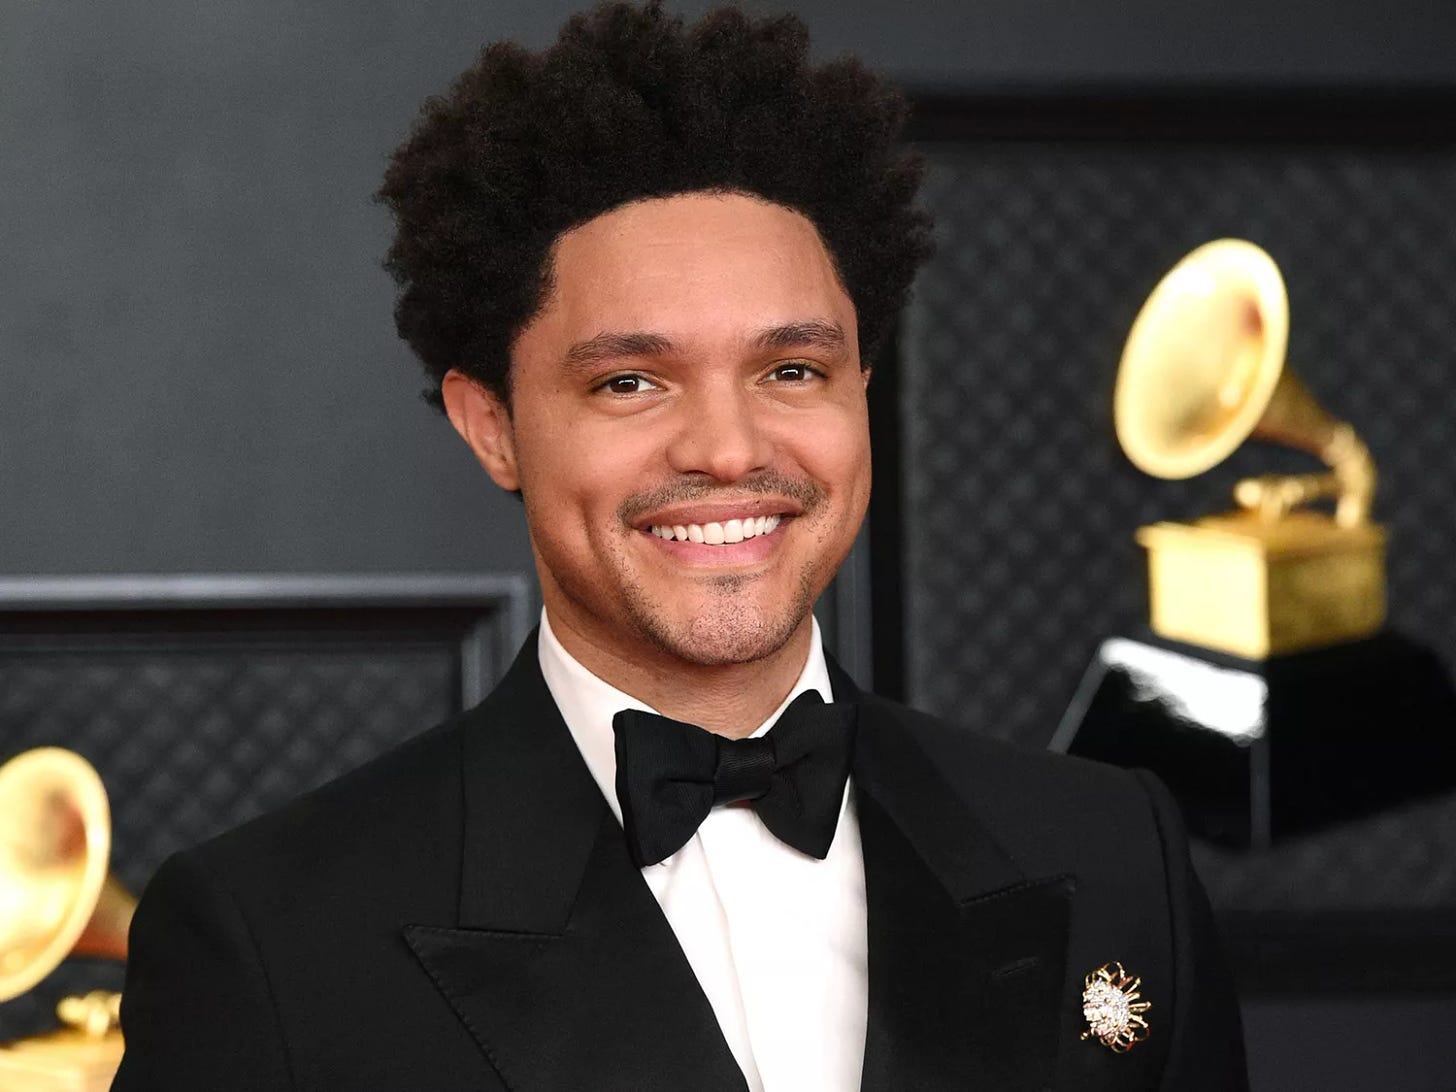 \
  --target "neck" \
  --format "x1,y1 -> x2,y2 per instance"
545,608 -> 815,739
